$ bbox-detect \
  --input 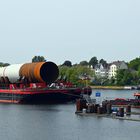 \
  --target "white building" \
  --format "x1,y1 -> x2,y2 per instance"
94,63 -> 108,78
108,61 -> 128,79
